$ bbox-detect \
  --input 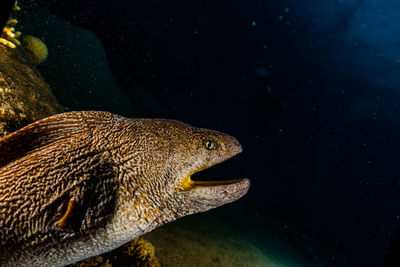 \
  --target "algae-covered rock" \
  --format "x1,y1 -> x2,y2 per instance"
0,43 -> 63,137
122,238 -> 160,267
21,35 -> 48,64
70,238 -> 160,267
